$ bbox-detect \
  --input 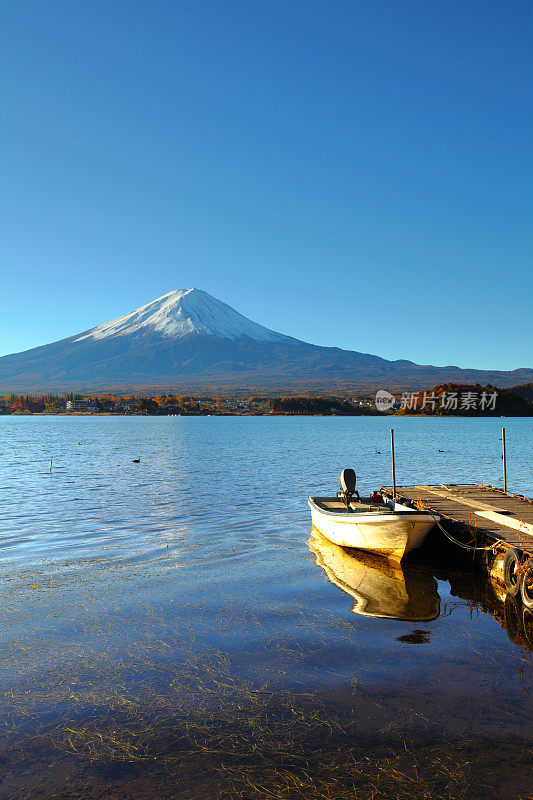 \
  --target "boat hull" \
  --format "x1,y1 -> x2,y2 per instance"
308,498 -> 436,562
